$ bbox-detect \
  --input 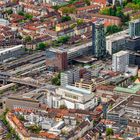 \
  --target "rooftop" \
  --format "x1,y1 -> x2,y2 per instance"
113,50 -> 129,57
65,85 -> 91,95
114,84 -> 140,94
